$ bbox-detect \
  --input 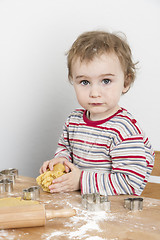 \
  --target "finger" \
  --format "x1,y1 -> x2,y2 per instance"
49,182 -> 62,192
43,161 -> 50,172
40,161 -> 50,174
50,181 -> 70,193
49,160 -> 54,171
49,174 -> 69,191
50,186 -> 68,193
64,160 -> 75,171
52,173 -> 68,184
49,158 -> 60,170
40,167 -> 43,174
64,164 -> 70,173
